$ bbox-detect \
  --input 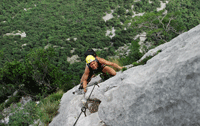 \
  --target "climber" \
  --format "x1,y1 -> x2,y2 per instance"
80,49 -> 123,93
